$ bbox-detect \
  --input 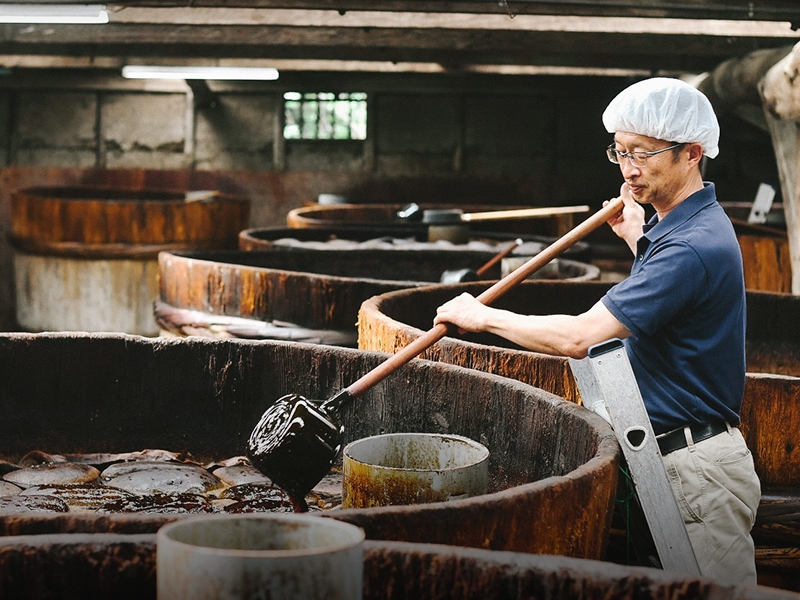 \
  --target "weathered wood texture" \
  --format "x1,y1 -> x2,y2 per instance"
739,235 -> 792,293
0,333 -> 619,561
239,226 -> 594,264
33,0 -> 800,21
698,45 -> 793,132
740,373 -> 800,589
360,541 -> 799,600
358,280 -> 800,589
7,185 -> 249,334
745,289 -> 800,376
10,187 -> 249,258
698,43 -> 800,294
721,202 -> 791,293
359,281 -> 612,404
1,537 -> 796,600
157,249 -> 598,336
0,12 -> 796,75
759,41 -> 800,294
739,374 -> 800,487
0,533 -> 157,600
0,166 -> 605,331
359,281 -> 800,382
